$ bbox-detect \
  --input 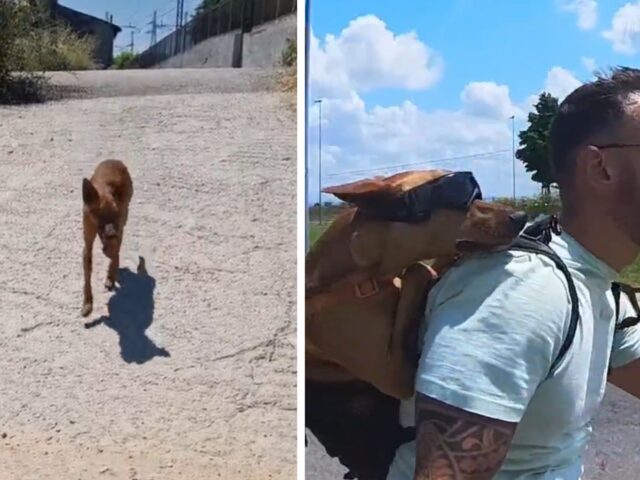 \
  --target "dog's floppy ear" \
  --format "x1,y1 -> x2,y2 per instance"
82,178 -> 99,207
322,177 -> 399,209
